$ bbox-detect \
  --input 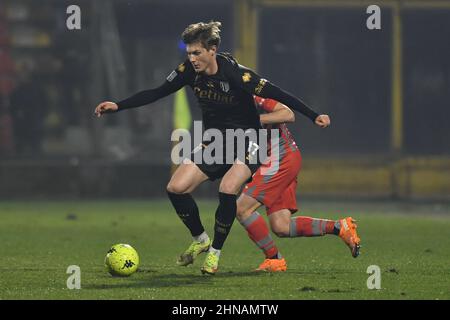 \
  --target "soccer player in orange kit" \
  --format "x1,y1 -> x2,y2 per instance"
237,97 -> 361,272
